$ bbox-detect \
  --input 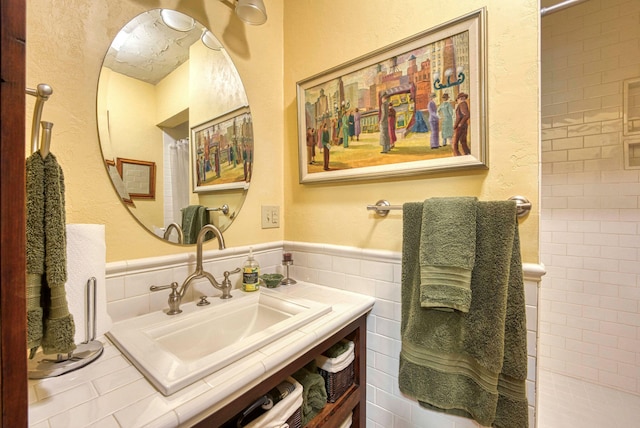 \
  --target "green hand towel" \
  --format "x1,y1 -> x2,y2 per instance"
292,362 -> 327,426
399,201 -> 528,428
41,154 -> 76,355
26,153 -> 46,351
196,206 -> 214,242
25,152 -> 76,356
181,205 -> 201,244
181,205 -> 212,244
420,197 -> 477,312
